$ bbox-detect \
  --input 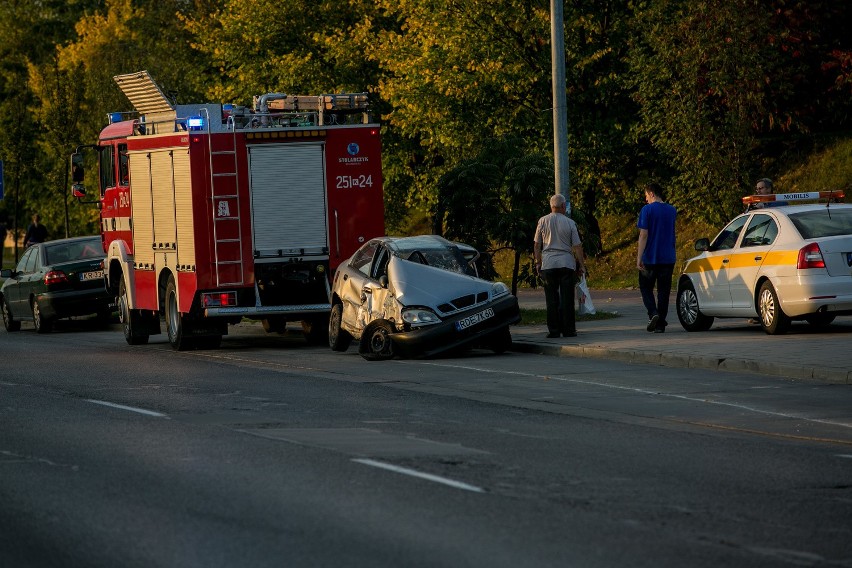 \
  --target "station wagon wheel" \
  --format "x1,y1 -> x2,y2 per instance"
758,281 -> 790,335
328,302 -> 352,352
31,299 -> 53,334
676,280 -> 714,332
1,296 -> 20,332
359,319 -> 395,361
